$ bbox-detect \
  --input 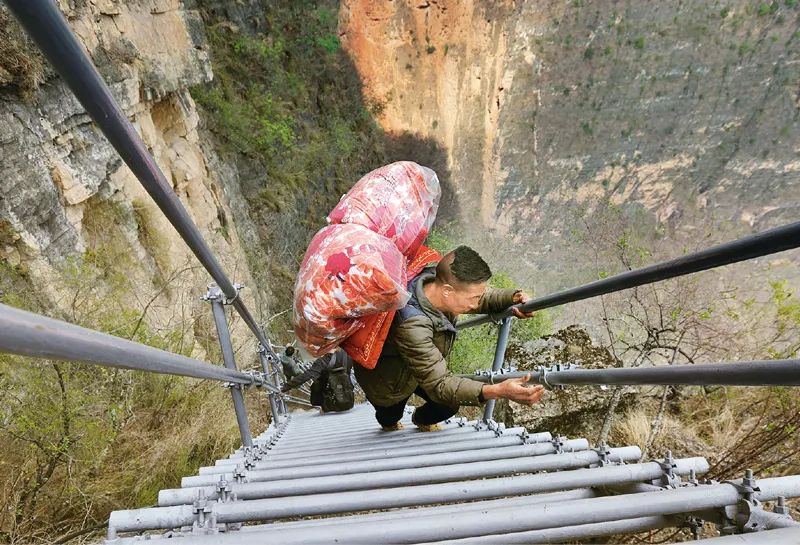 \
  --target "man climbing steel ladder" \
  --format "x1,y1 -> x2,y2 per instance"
354,245 -> 545,432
